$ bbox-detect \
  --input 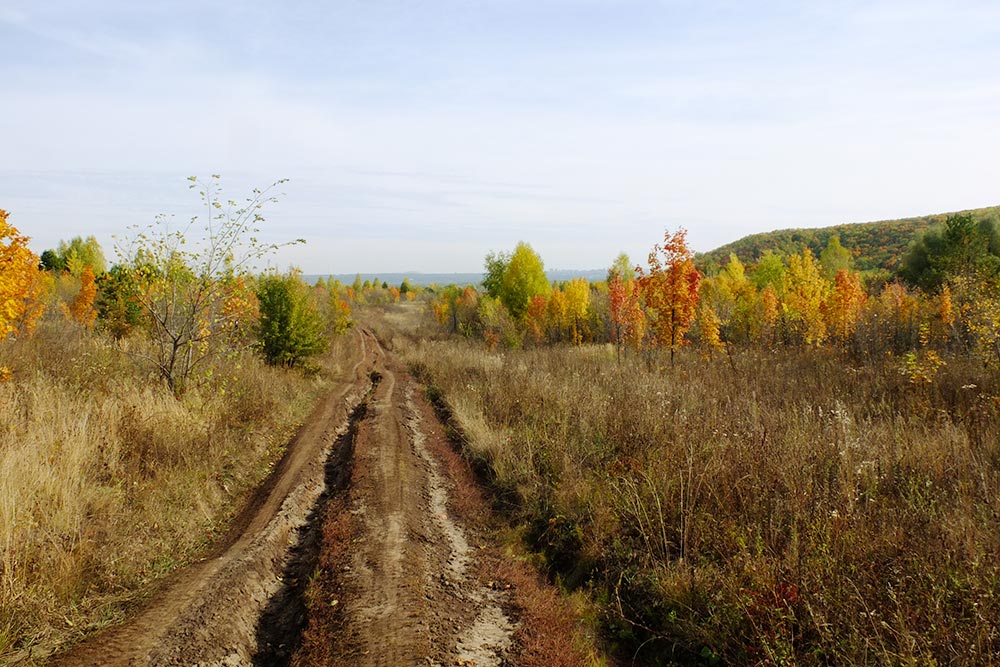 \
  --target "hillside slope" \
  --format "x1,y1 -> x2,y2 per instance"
697,205 -> 1000,272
